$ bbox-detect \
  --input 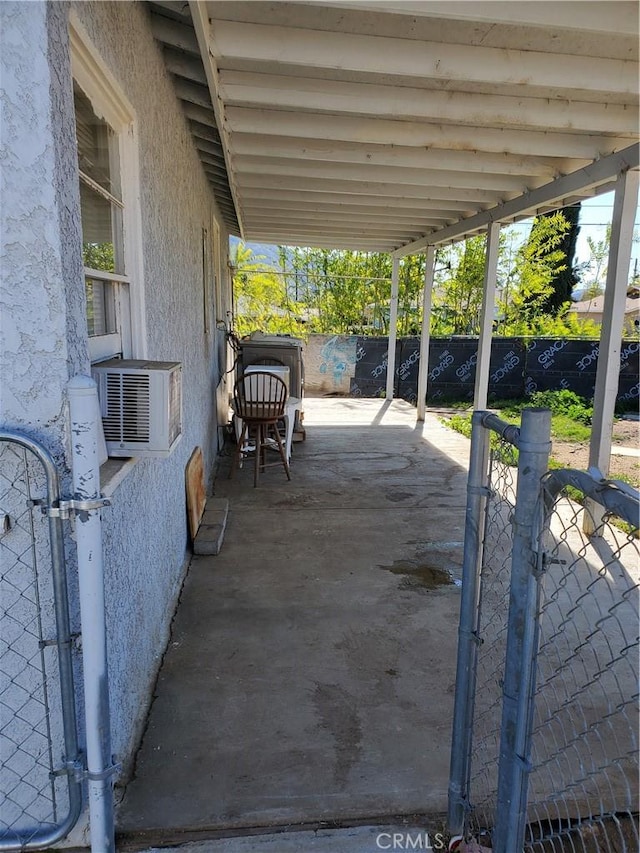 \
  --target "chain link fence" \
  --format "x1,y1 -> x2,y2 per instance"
466,430 -> 518,838
0,433 -> 82,849
525,471 -> 639,852
448,411 -> 531,847
448,411 -> 639,852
